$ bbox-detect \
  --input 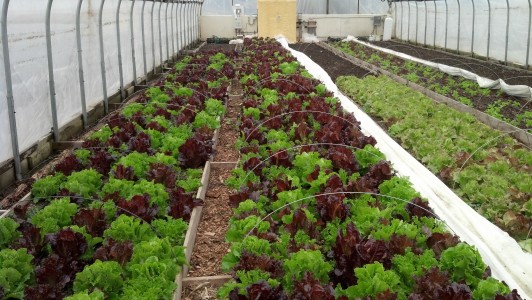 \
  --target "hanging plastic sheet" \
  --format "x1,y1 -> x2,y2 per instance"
276,35 -> 532,299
